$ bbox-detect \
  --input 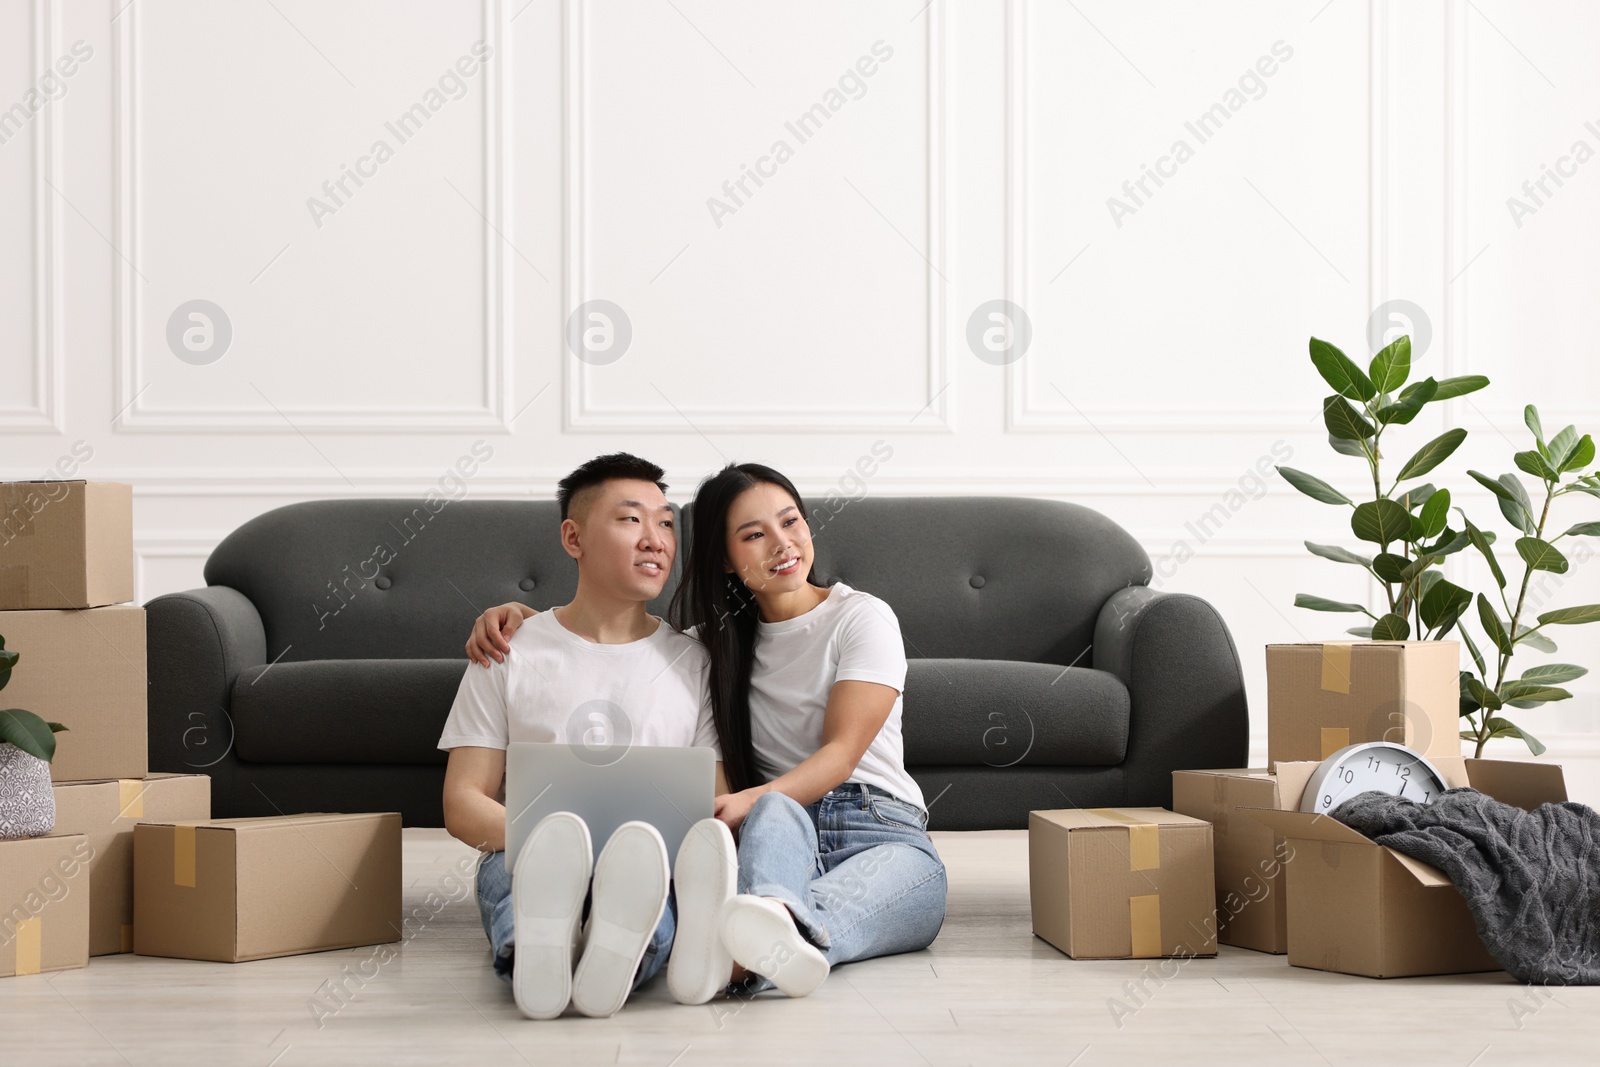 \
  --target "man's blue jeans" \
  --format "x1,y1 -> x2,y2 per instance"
734,783 -> 947,993
473,846 -> 674,989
